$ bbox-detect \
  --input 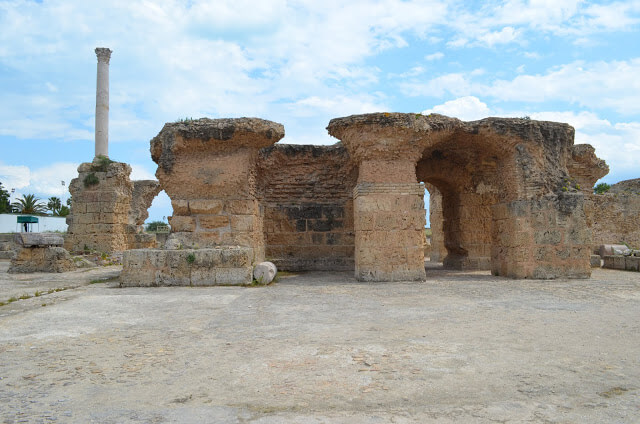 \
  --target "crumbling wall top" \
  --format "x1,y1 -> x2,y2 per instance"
609,178 -> 640,195
151,118 -> 285,174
